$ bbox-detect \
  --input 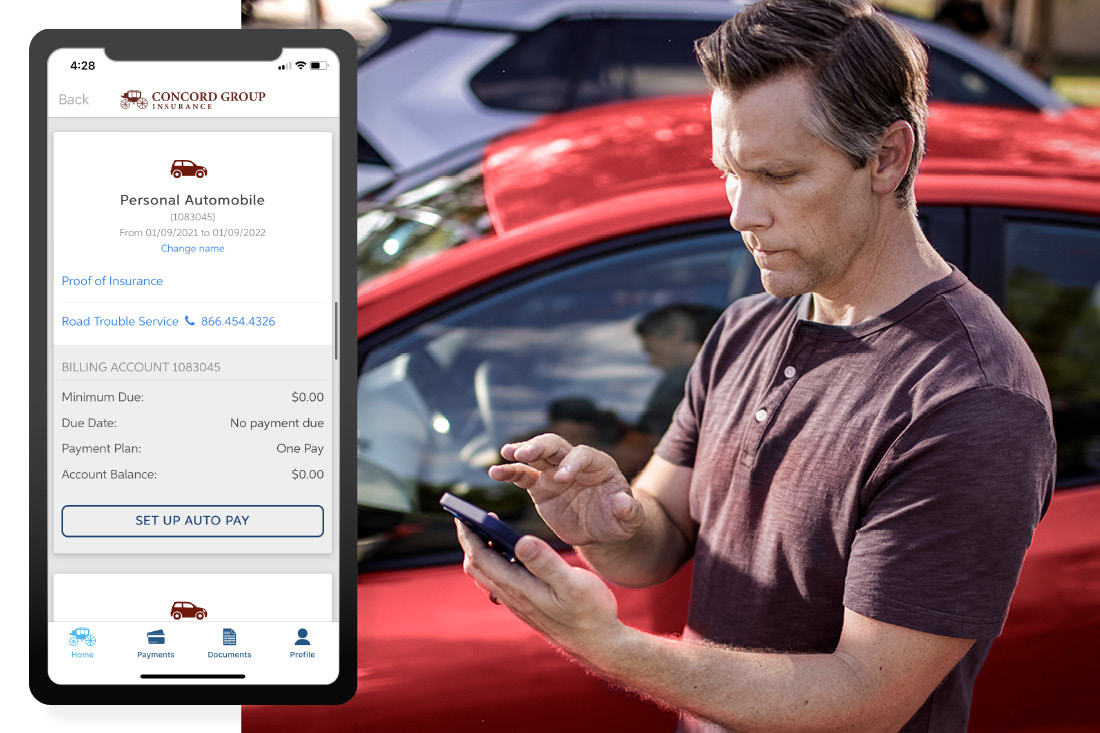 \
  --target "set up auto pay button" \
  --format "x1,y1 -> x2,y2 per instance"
60,505 -> 323,537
